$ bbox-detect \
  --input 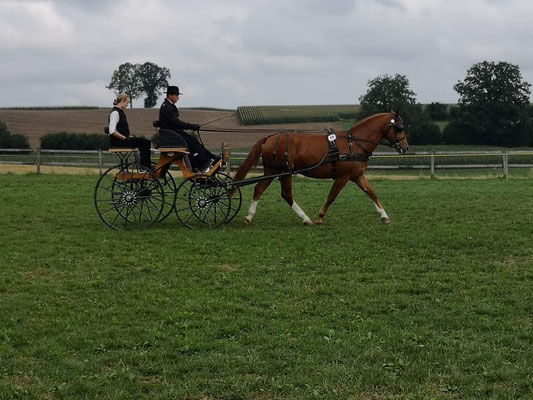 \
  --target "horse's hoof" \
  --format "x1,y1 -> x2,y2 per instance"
381,217 -> 391,224
315,219 -> 323,225
303,220 -> 313,226
244,217 -> 252,225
